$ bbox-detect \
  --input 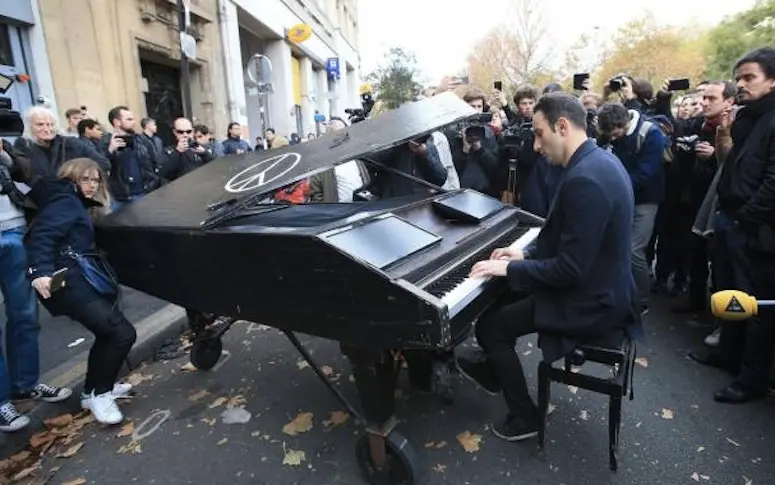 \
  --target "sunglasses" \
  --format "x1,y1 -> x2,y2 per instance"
175,129 -> 193,134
